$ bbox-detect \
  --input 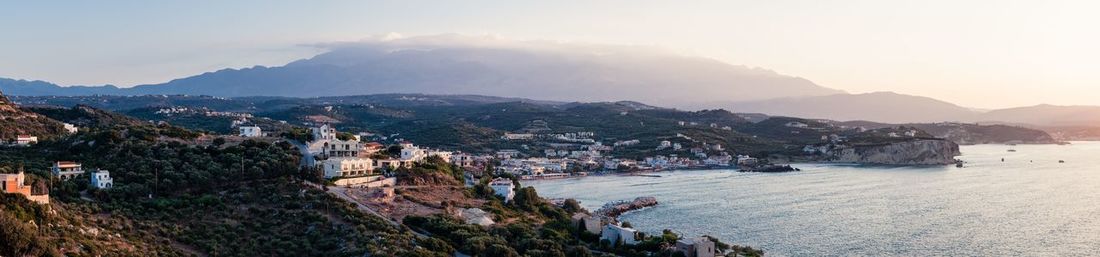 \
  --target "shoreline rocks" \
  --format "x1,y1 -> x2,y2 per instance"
596,197 -> 658,219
